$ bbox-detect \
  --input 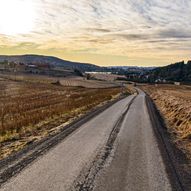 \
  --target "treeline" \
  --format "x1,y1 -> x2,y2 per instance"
148,61 -> 191,83
119,60 -> 191,83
